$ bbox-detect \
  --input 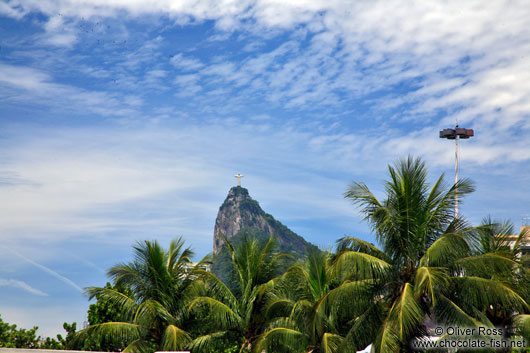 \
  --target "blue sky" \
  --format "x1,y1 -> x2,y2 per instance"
1,0 -> 530,337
